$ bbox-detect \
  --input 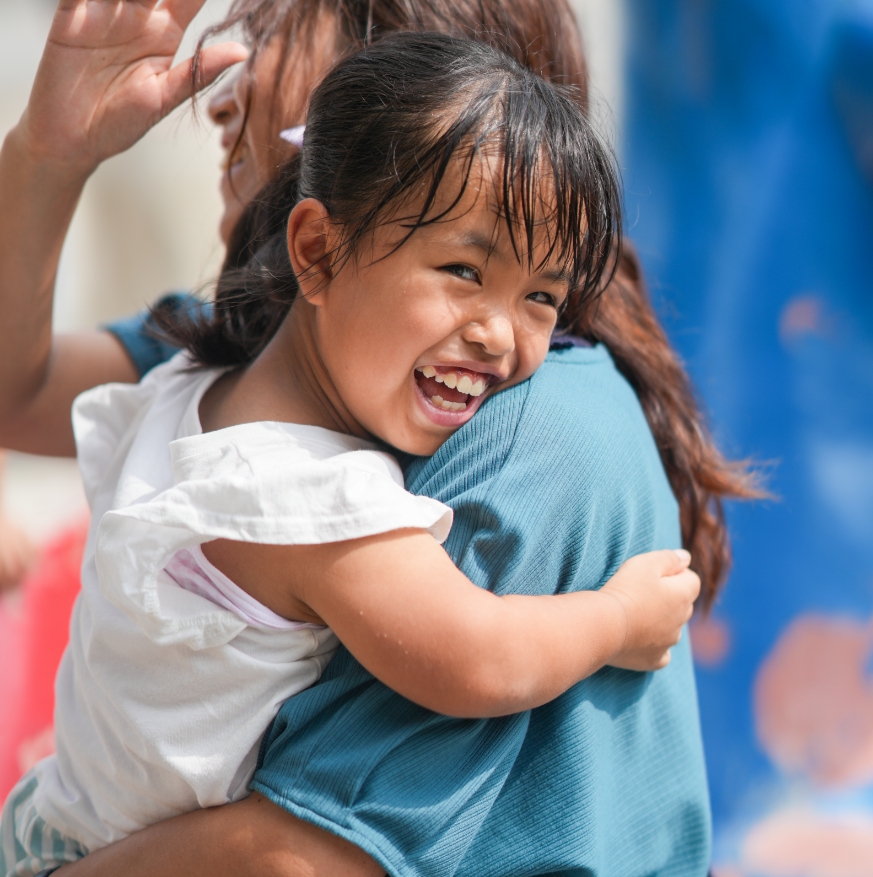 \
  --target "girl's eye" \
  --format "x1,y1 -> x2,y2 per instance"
442,264 -> 480,282
526,291 -> 559,308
